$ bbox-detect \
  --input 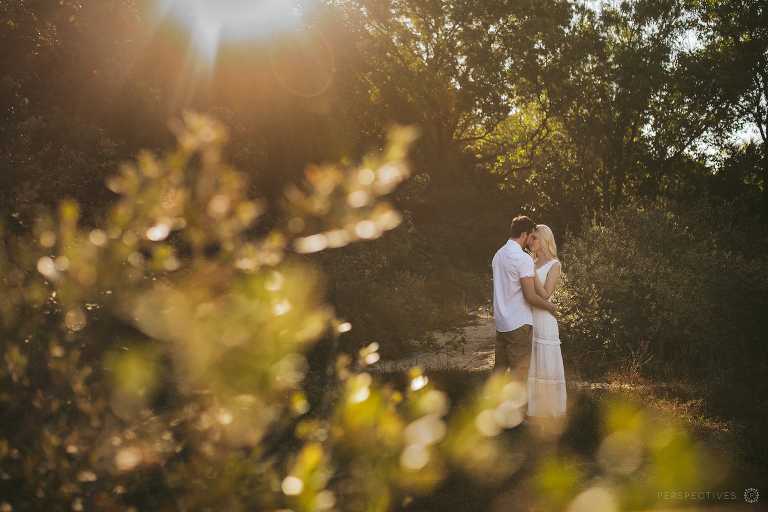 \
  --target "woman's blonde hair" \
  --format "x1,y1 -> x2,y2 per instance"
535,224 -> 558,259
